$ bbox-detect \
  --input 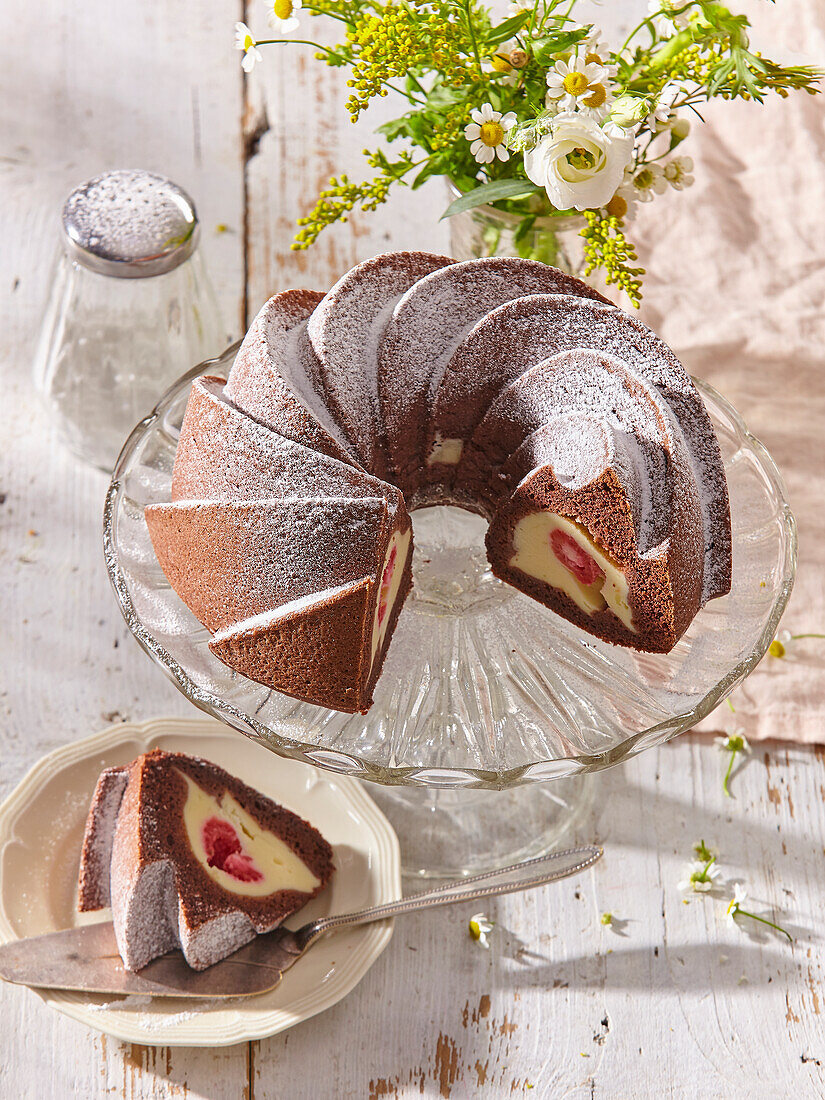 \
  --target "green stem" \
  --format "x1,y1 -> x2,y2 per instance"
722,749 -> 737,798
463,0 -> 482,72
791,633 -> 825,640
618,15 -> 659,59
736,908 -> 793,943
255,39 -> 426,105
301,5 -> 354,23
